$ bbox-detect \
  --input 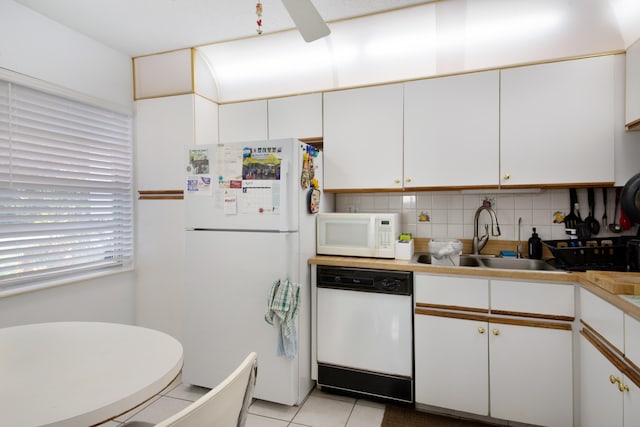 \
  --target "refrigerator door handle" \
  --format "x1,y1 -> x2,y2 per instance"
279,159 -> 290,232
